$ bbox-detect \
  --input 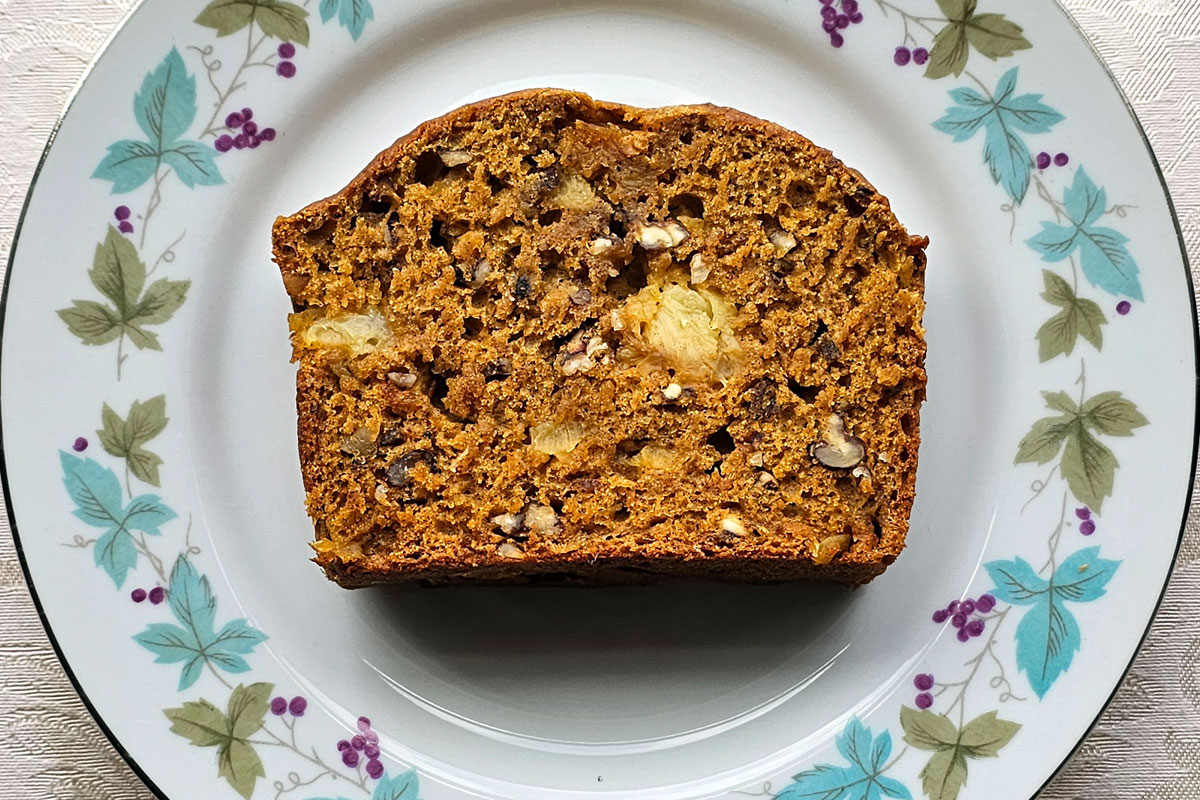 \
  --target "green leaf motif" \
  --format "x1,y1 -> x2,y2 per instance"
924,23 -> 969,80
1036,271 -> 1106,361
1082,391 -> 1150,437
1060,426 -> 1118,511
924,0 -> 1029,79
57,227 -> 190,357
1014,388 -> 1147,511
919,749 -> 967,800
963,14 -> 1031,60
196,0 -> 311,46
1014,416 -> 1071,466
165,682 -> 272,799
98,395 -> 168,486
901,707 -> 1020,800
